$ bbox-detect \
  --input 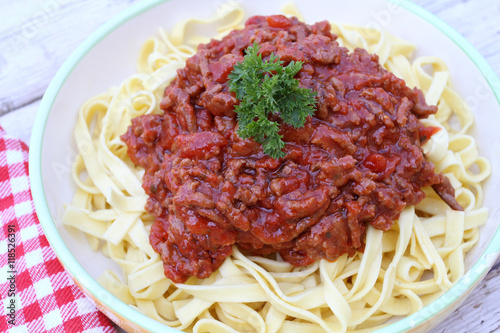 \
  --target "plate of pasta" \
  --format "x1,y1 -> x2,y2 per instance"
30,0 -> 500,332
